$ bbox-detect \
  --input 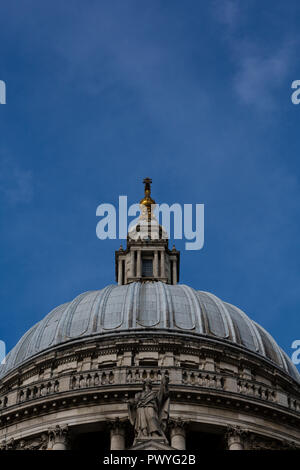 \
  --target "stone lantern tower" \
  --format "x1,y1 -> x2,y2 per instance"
115,177 -> 180,286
